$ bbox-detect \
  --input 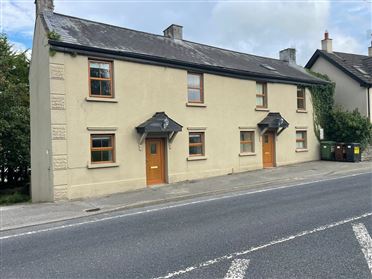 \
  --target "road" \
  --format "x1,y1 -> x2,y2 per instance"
1,172 -> 371,278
